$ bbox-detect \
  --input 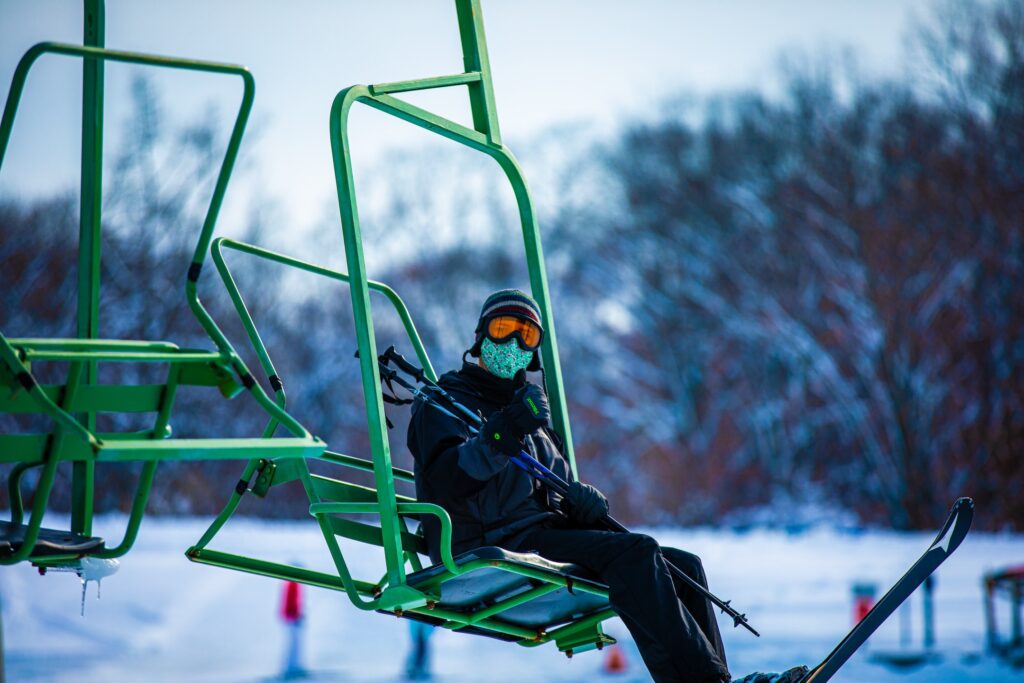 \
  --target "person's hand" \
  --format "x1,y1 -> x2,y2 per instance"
480,383 -> 550,456
505,383 -> 550,434
561,481 -> 609,524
